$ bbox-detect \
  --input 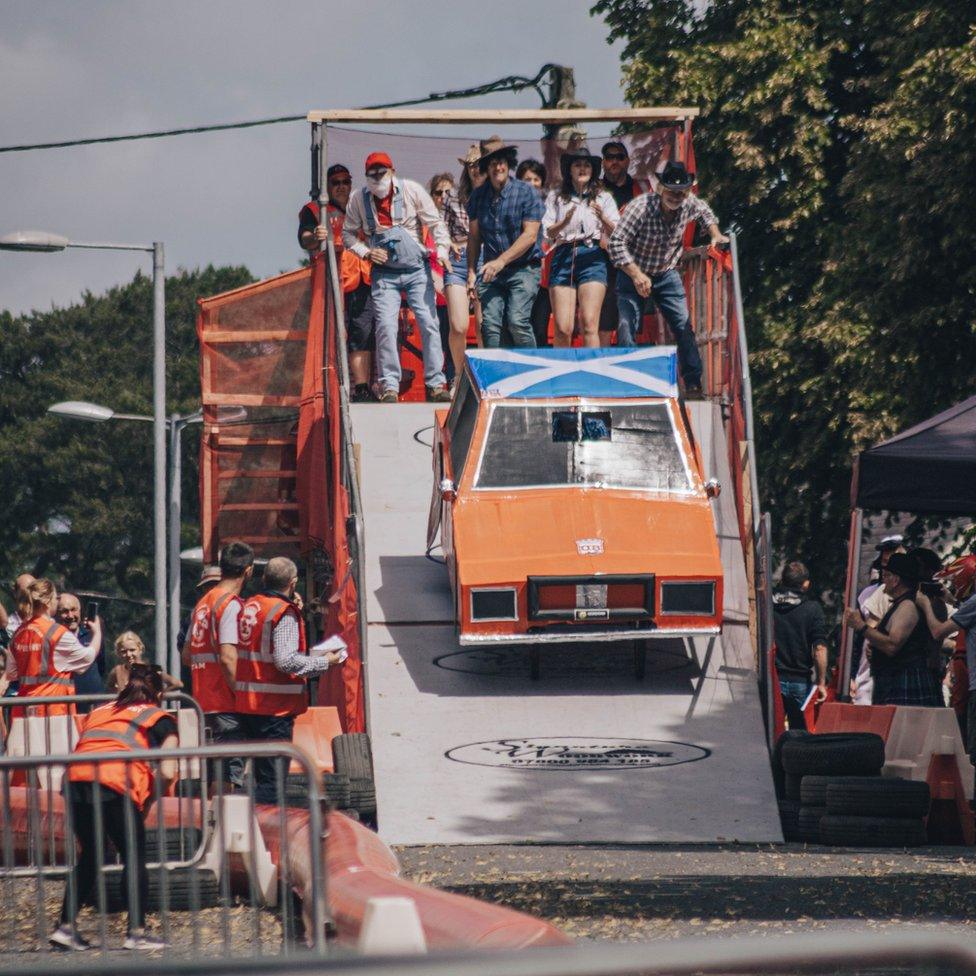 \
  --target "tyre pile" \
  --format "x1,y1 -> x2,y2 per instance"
773,731 -> 930,847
